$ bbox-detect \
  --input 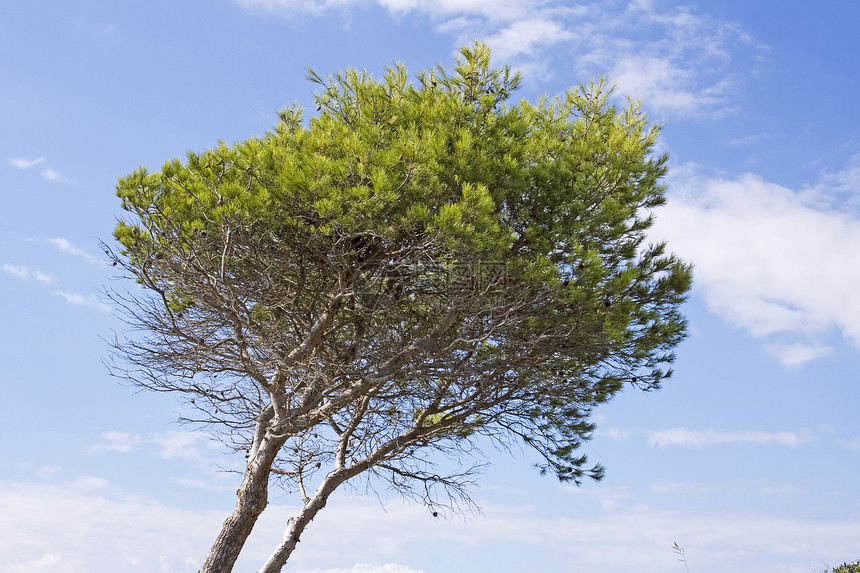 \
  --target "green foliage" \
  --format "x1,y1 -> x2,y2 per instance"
112,41 -> 691,487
